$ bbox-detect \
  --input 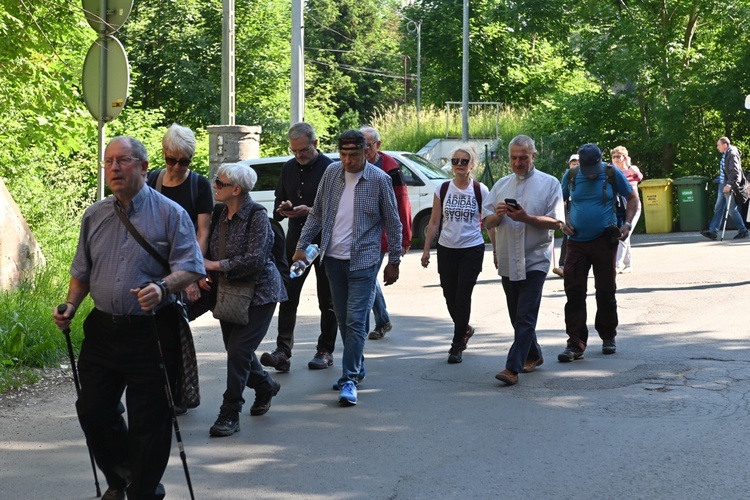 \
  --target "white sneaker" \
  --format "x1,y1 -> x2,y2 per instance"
620,266 -> 632,274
